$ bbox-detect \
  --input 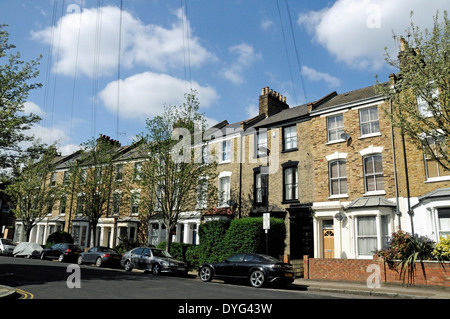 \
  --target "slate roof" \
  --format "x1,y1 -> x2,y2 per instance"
413,188 -> 450,208
311,83 -> 387,113
252,104 -> 309,128
345,196 -> 396,209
